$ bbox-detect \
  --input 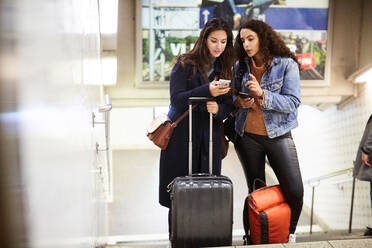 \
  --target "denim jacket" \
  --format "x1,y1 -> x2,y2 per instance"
233,56 -> 301,138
